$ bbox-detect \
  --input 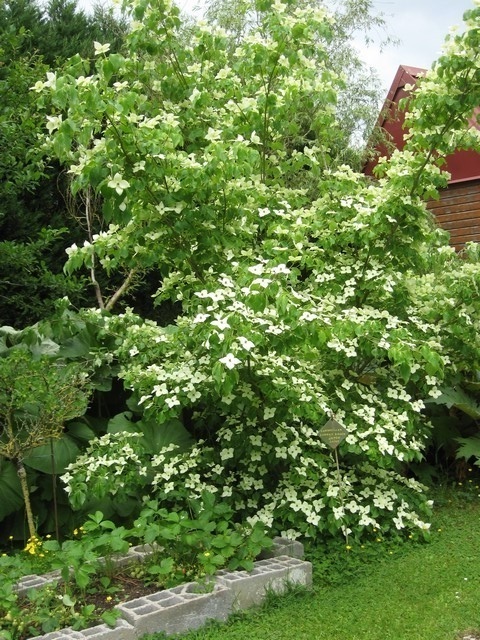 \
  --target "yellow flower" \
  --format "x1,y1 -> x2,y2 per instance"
106,596 -> 113,602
